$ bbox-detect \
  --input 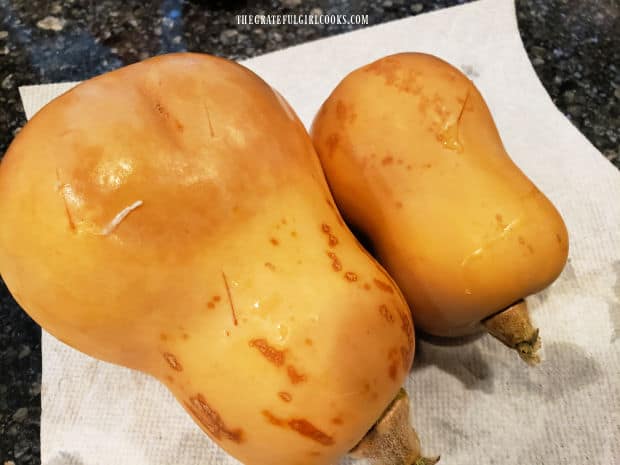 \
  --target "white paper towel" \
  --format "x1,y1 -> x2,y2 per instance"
17,0 -> 620,464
